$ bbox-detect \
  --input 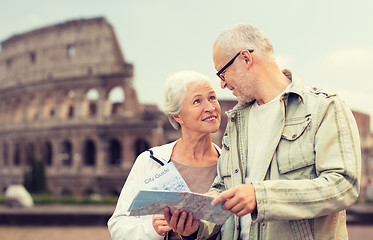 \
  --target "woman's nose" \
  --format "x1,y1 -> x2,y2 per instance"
204,102 -> 216,112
